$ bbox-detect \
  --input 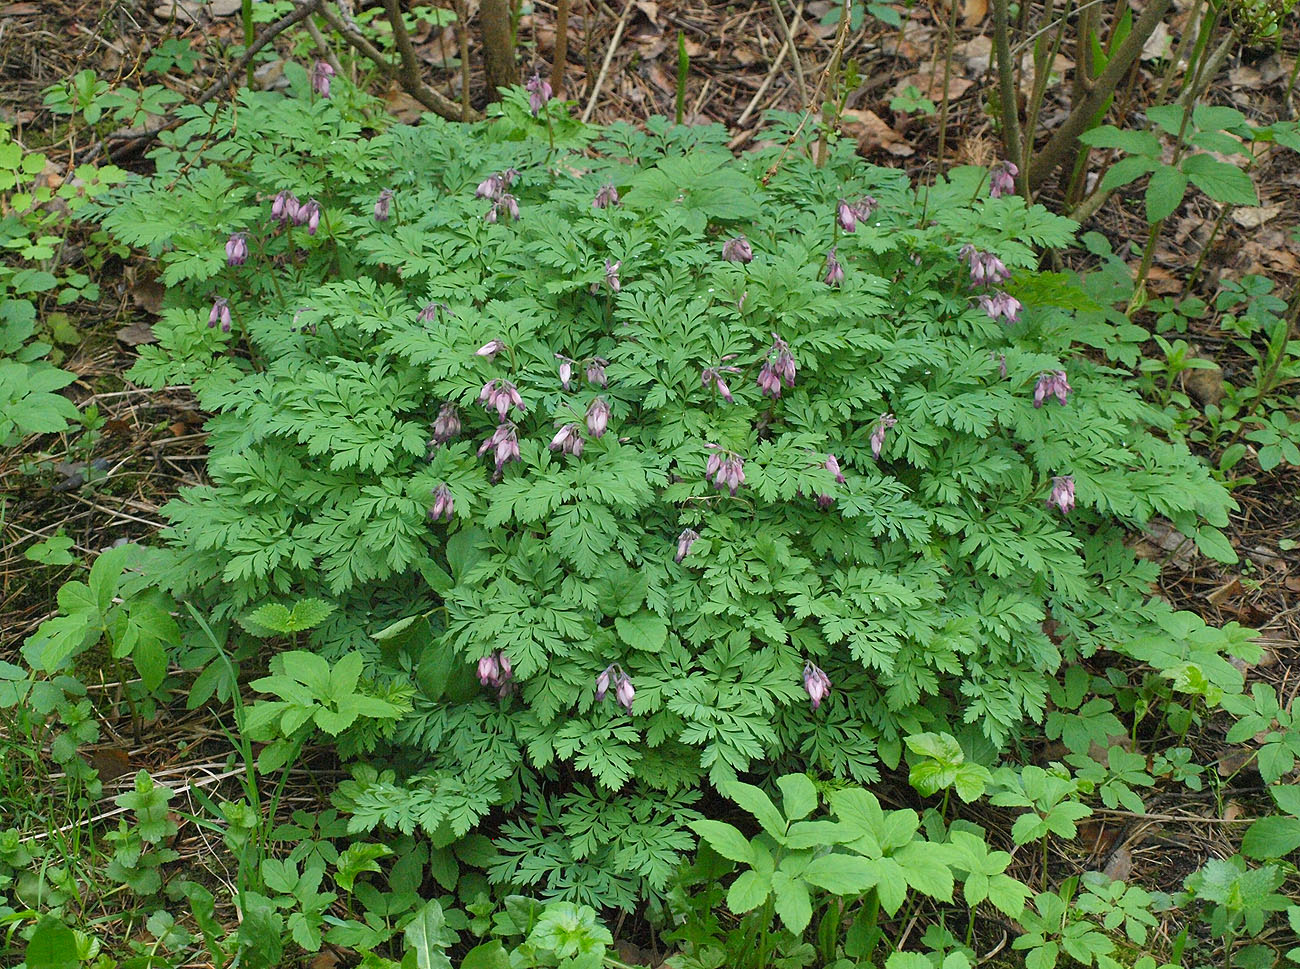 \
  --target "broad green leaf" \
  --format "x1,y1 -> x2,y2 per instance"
723,780 -> 787,838
726,869 -> 771,912
1241,816 -> 1300,860
770,870 -> 813,933
1098,155 -> 1159,193
1181,154 -> 1258,206
404,900 -> 454,969
1144,166 -> 1188,222
460,941 -> 510,969
25,916 -> 79,969
614,611 -> 668,652
776,773 -> 818,821
689,820 -> 754,863
803,854 -> 875,895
